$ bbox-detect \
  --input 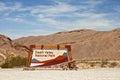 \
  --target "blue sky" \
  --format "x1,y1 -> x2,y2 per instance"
0,0 -> 120,39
